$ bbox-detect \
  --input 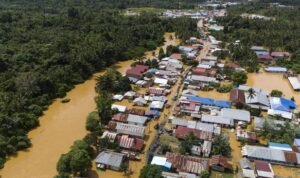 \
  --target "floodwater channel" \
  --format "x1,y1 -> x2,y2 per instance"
0,32 -> 179,178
